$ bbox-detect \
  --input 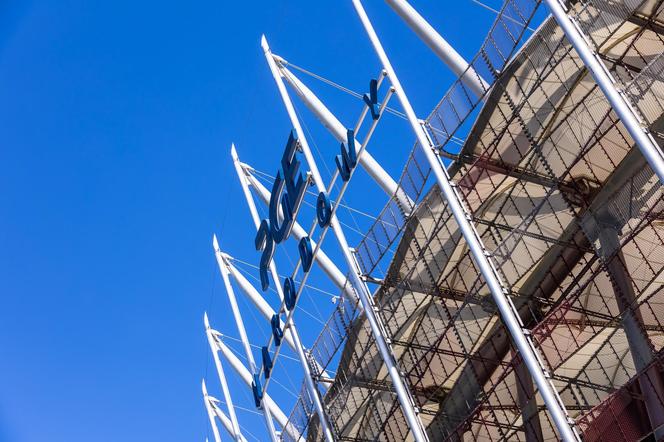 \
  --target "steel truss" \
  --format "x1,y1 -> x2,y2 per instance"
301,0 -> 664,441
203,0 -> 664,441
